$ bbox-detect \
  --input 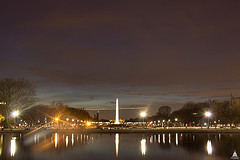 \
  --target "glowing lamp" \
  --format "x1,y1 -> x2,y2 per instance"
12,111 -> 19,117
205,112 -> 212,117
140,112 -> 146,117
